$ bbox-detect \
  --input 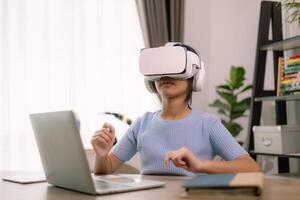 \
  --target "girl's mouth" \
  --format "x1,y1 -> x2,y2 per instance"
160,81 -> 175,86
